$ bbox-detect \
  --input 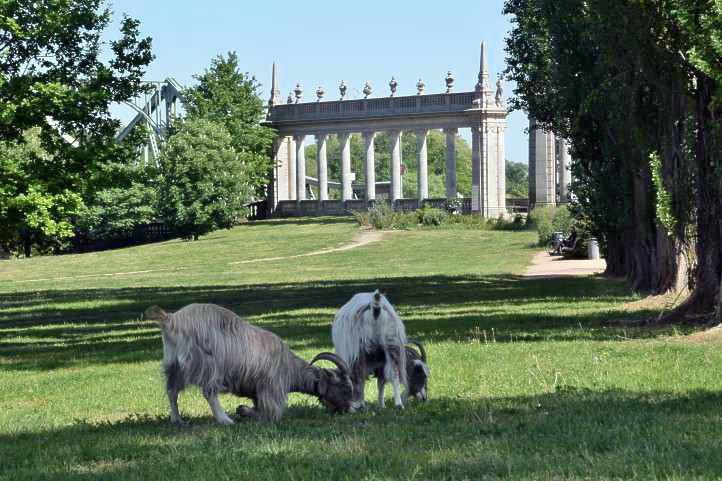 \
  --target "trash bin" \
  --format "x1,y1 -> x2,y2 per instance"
588,238 -> 600,260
